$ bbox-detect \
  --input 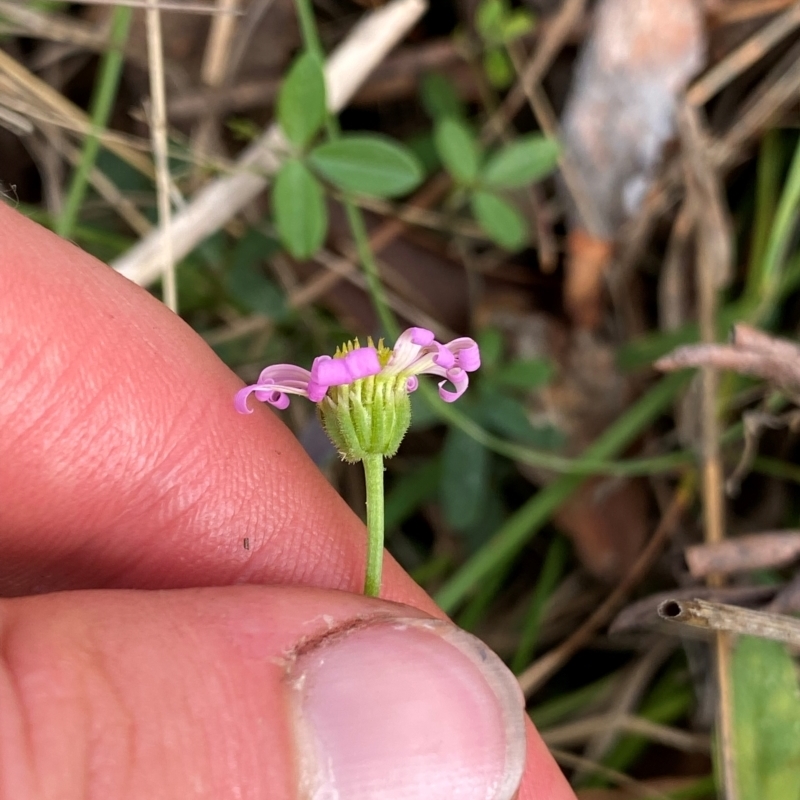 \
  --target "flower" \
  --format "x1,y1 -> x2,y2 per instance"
235,326 -> 480,461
